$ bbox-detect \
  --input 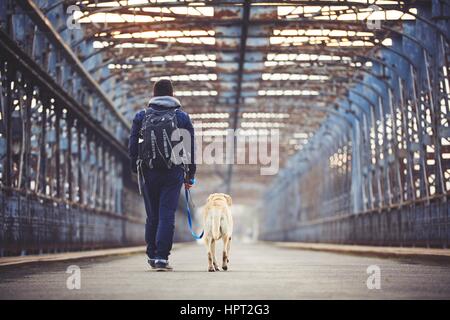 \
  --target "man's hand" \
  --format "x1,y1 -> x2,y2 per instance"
184,178 -> 195,190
